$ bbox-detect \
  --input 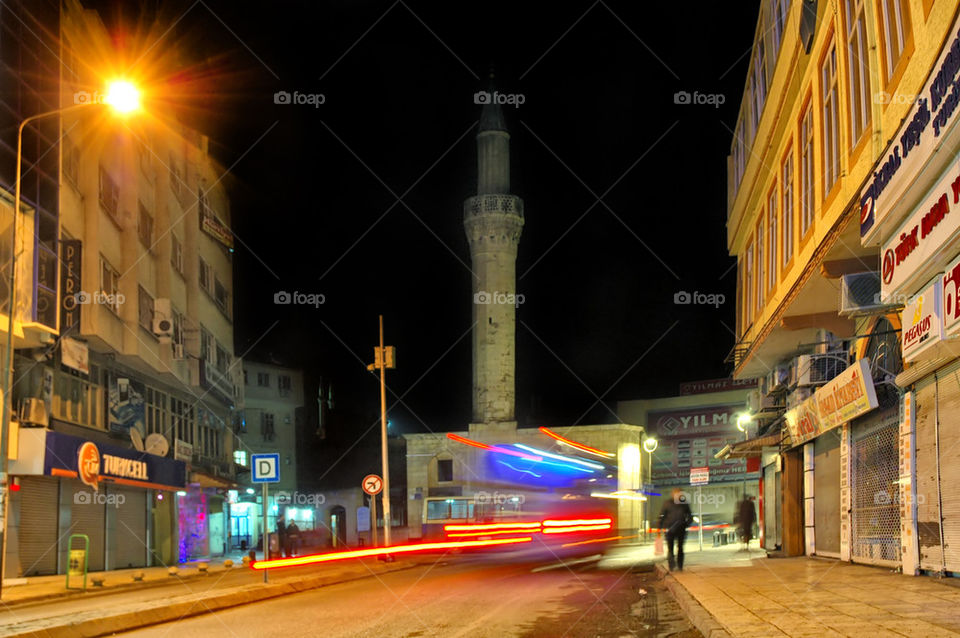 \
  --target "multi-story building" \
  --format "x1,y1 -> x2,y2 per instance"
230,361 -> 304,552
1,0 -> 241,576
725,0 -> 960,574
